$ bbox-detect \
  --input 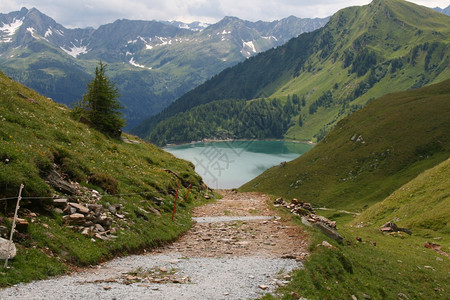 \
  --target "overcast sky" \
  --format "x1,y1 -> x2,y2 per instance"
0,0 -> 448,28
